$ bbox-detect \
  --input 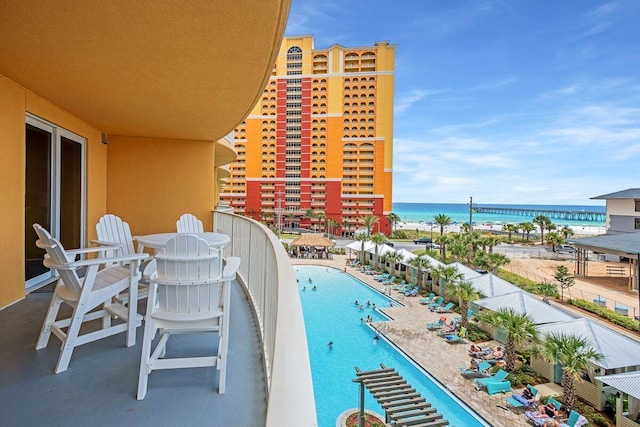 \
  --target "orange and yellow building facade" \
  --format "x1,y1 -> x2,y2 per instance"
221,36 -> 395,236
